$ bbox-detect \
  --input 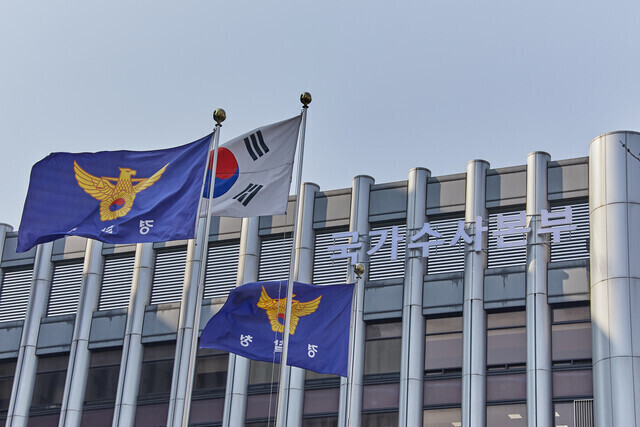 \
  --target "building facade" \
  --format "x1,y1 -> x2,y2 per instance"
0,131 -> 638,426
